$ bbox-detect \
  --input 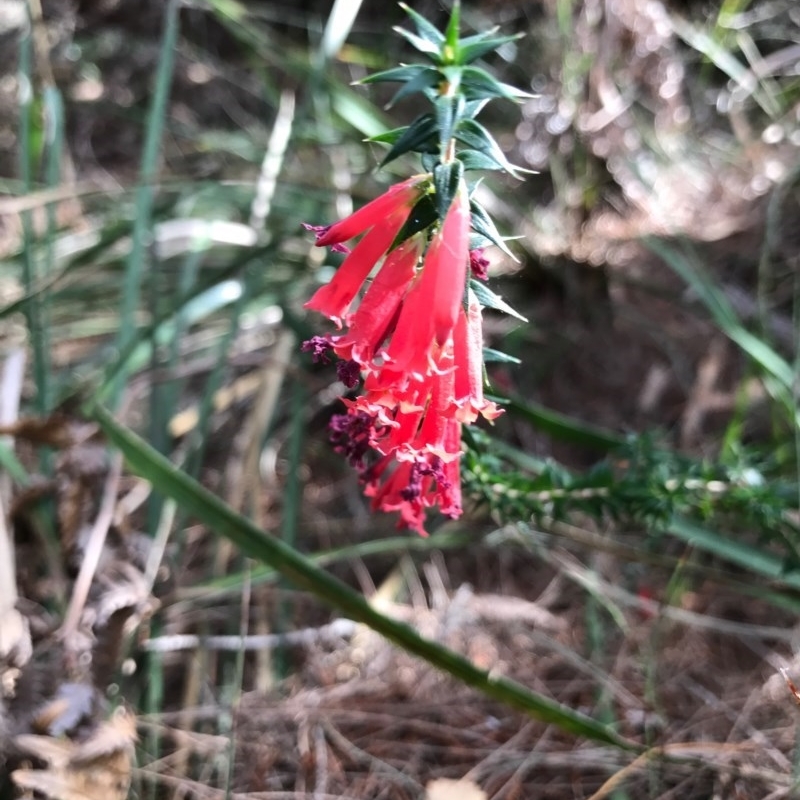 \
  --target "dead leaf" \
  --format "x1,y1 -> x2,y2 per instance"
55,443 -> 108,559
32,683 -> 97,736
426,777 -> 488,800
0,608 -> 31,698
12,706 -> 137,800
0,415 -> 76,449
